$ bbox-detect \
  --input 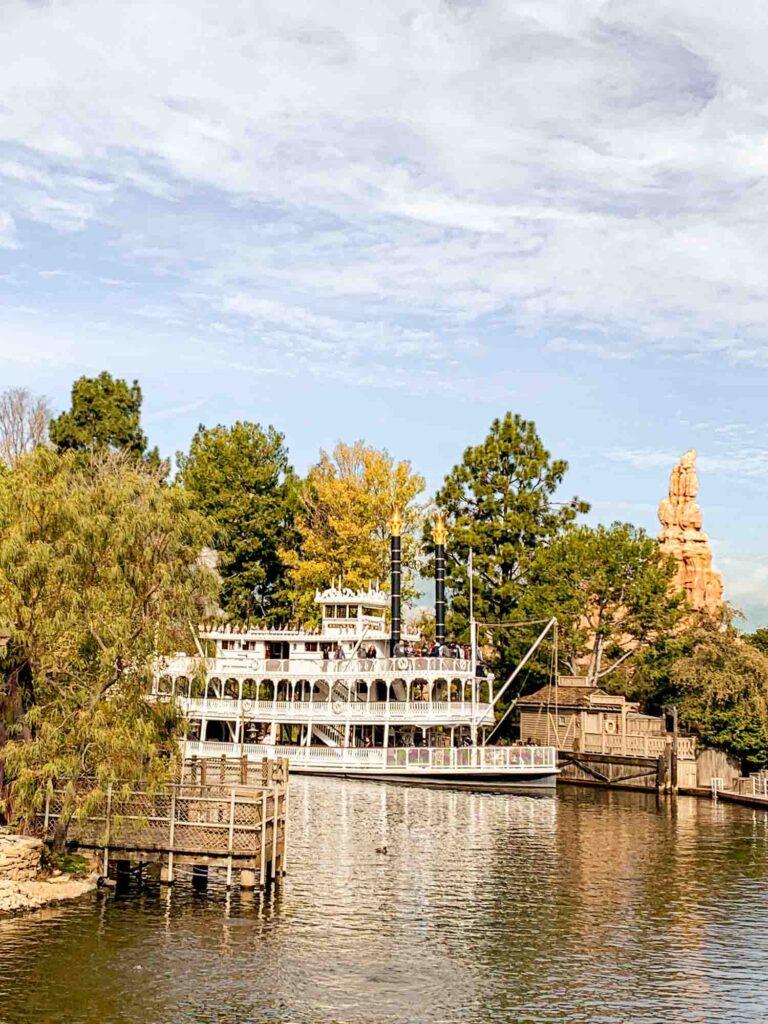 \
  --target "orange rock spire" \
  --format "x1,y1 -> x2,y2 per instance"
658,449 -> 724,617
